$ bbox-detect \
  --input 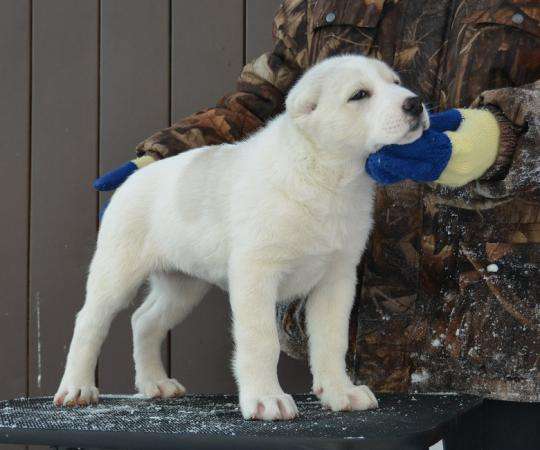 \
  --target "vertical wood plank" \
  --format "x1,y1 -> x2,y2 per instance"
98,0 -> 170,394
29,0 -> 99,396
0,0 -> 30,404
245,0 -> 282,61
0,4 -> 31,449
169,0 -> 244,393
171,0 -> 244,121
